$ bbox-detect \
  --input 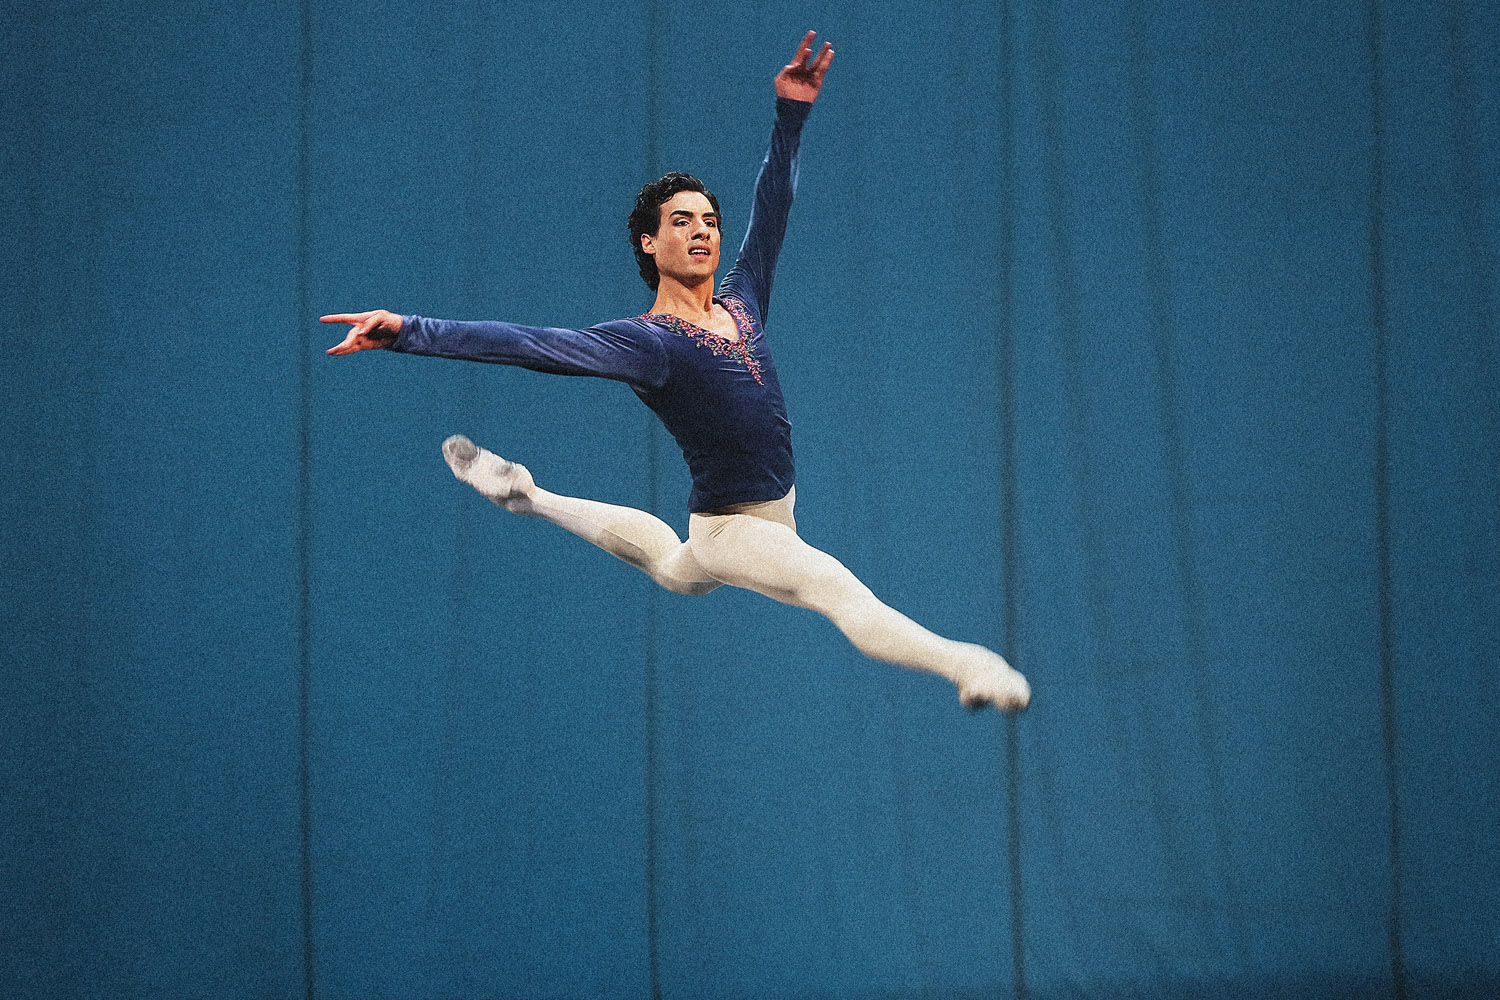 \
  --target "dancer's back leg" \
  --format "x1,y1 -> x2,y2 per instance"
687,498 -> 1030,711
443,436 -> 719,596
